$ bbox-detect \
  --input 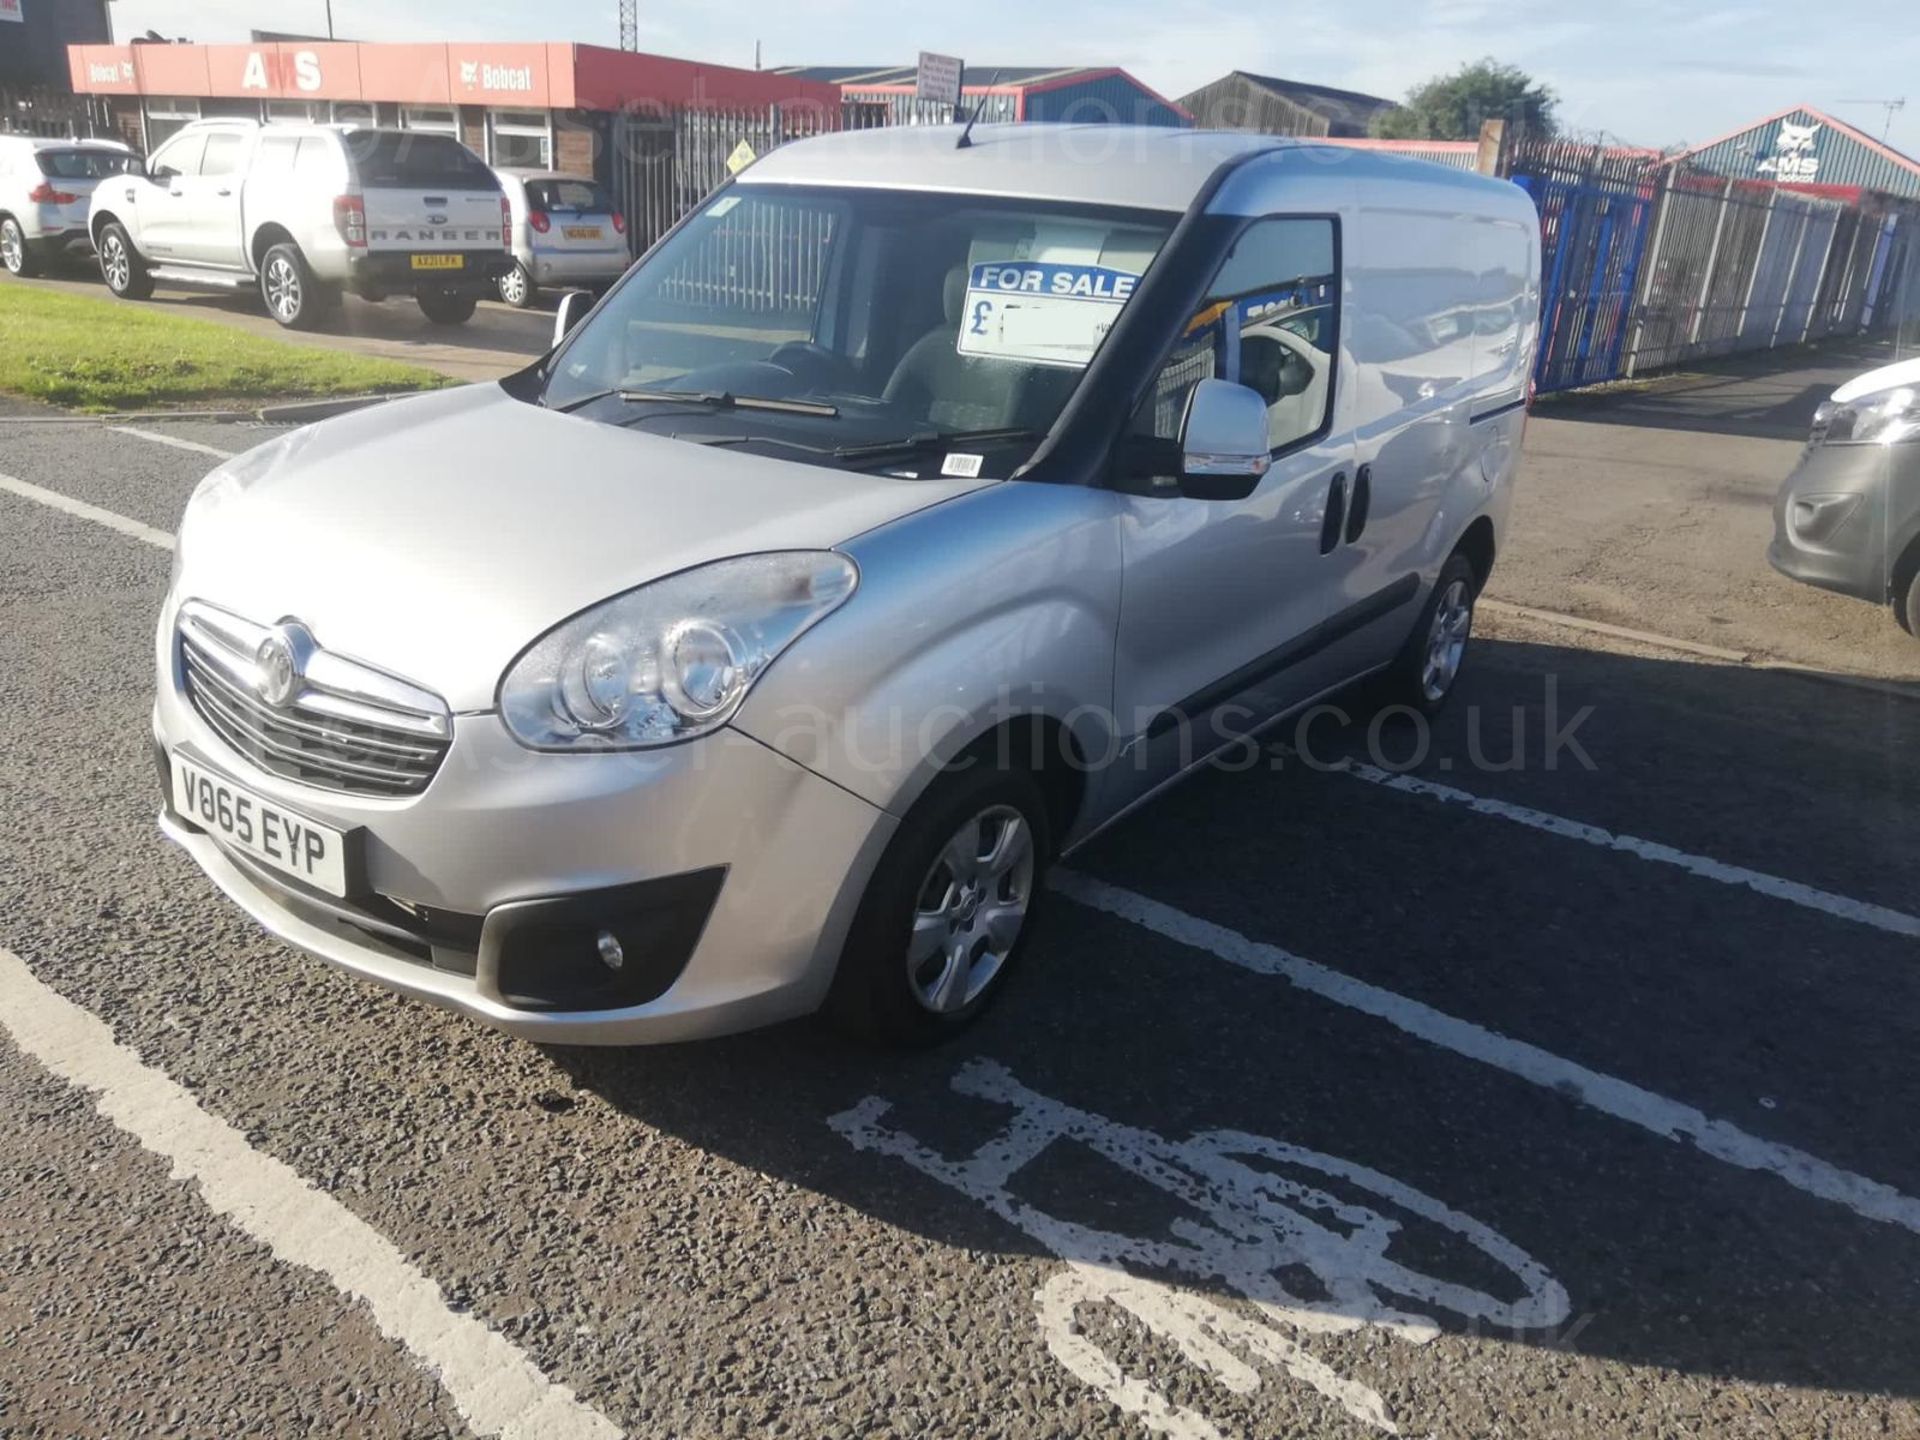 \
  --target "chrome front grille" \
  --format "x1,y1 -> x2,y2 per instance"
177,600 -> 452,798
